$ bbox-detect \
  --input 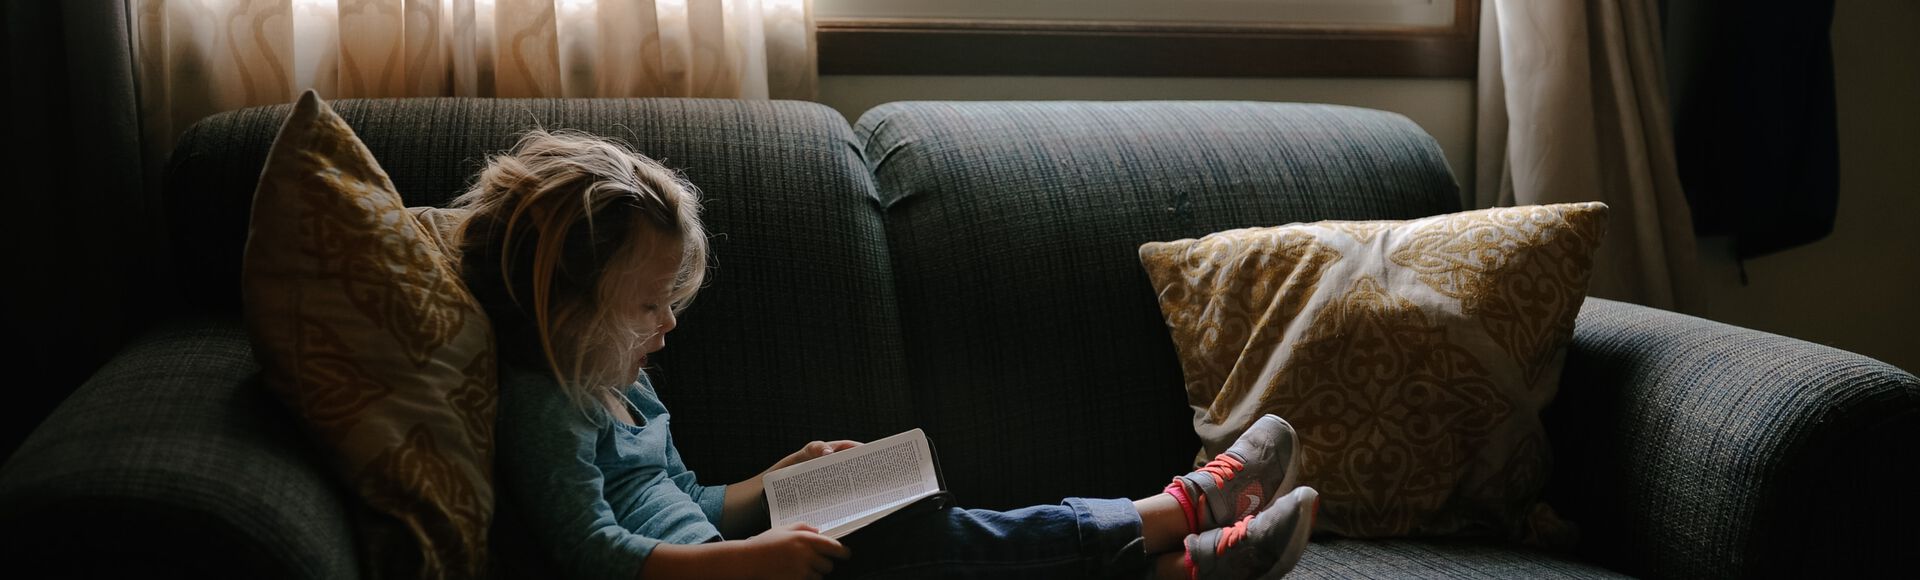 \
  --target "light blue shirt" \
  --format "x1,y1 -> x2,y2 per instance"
497,366 -> 728,580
